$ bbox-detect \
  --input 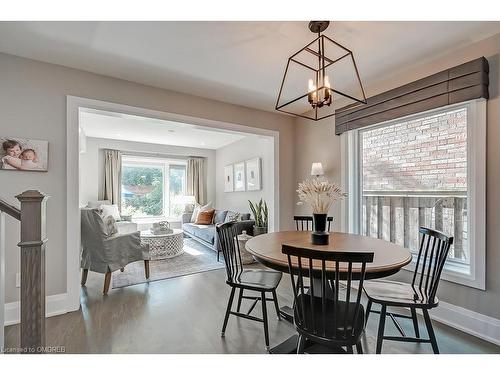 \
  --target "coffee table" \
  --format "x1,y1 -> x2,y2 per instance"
140,229 -> 184,260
